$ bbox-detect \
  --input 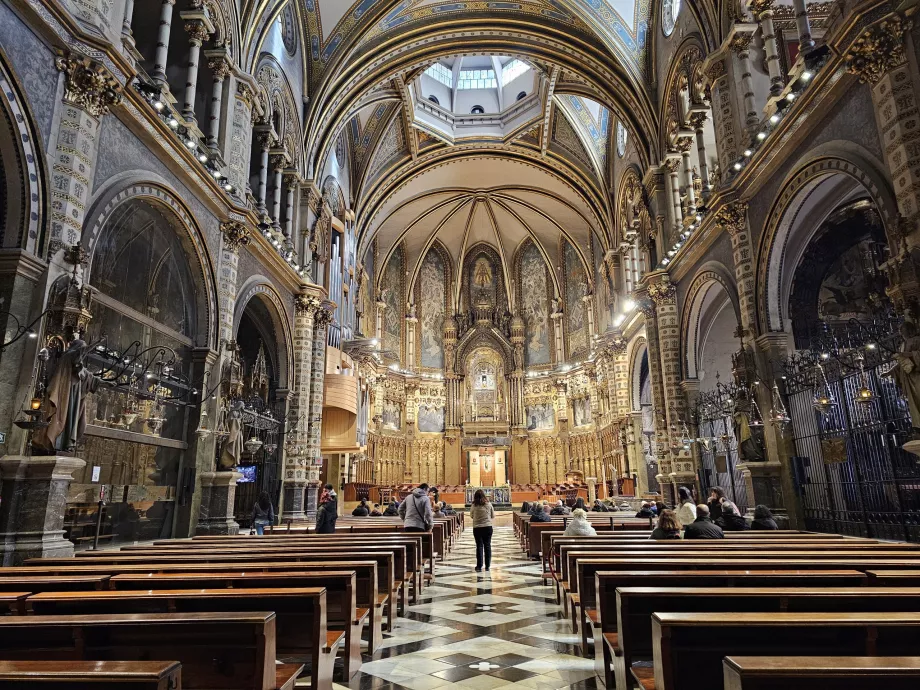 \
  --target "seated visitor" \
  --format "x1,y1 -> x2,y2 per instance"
383,499 -> 400,516
369,503 -> 382,516
563,508 -> 597,536
676,487 -> 697,529
592,499 -> 608,512
441,502 -> 456,515
649,509 -> 683,540
530,503 -> 551,522
352,499 -> 370,517
708,486 -> 726,523
751,504 -> 779,530
683,504 -> 724,539
573,497 -> 587,511
550,500 -> 570,516
635,501 -> 654,519
649,500 -> 659,515
716,500 -> 750,531
521,501 -> 531,513
433,502 -> 445,518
